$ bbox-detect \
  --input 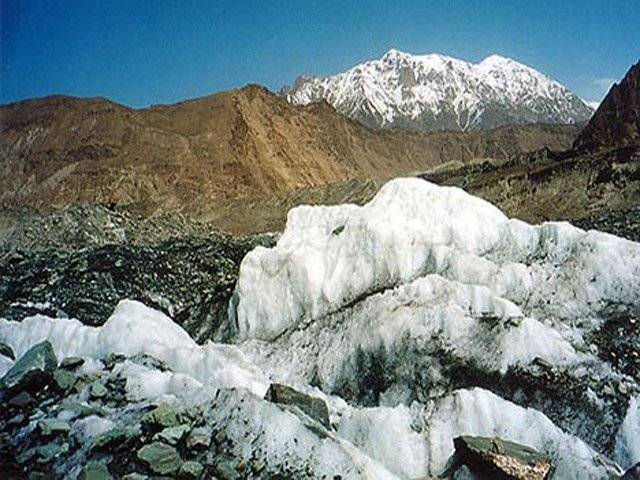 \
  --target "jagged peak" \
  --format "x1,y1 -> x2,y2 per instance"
283,49 -> 594,132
